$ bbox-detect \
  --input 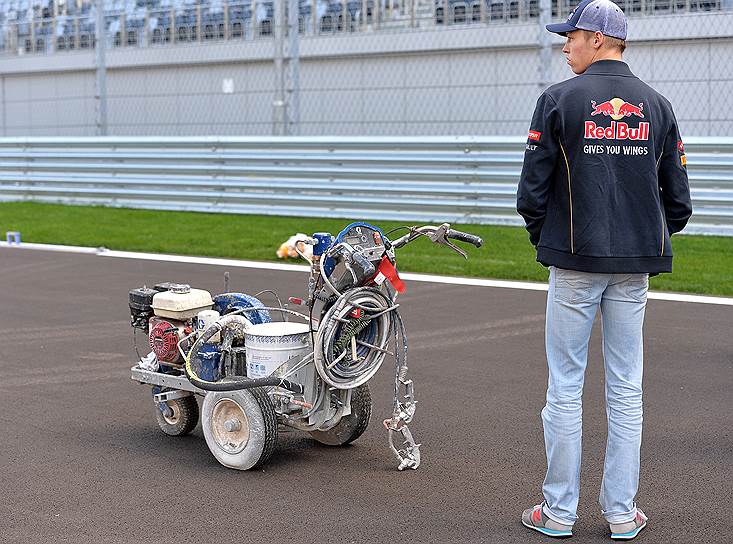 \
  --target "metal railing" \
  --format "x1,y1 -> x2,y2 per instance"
0,136 -> 730,236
